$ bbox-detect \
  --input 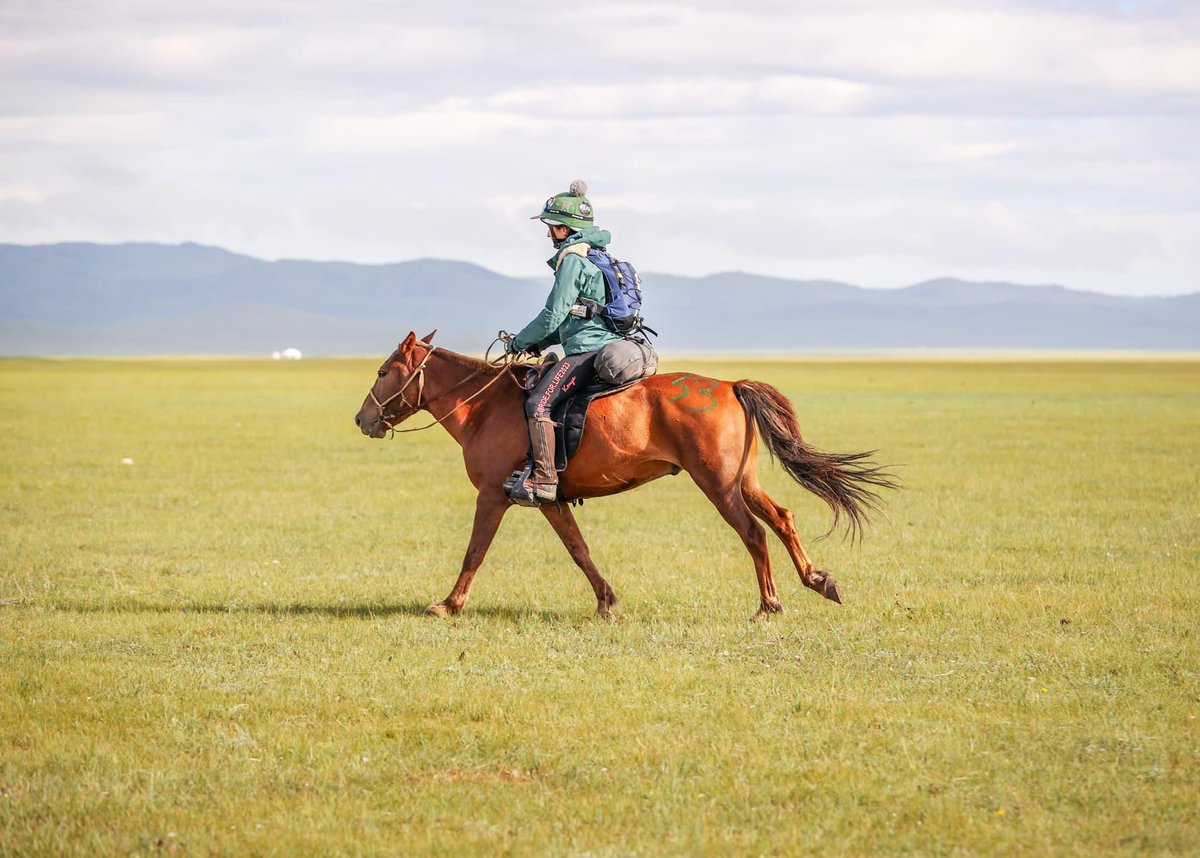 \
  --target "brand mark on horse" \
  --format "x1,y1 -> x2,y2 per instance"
667,374 -> 720,412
